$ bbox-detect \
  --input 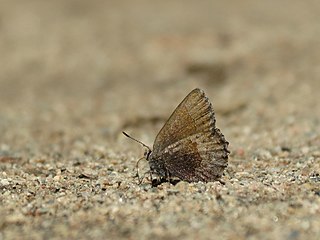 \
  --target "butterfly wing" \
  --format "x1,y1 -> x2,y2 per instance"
150,88 -> 229,182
